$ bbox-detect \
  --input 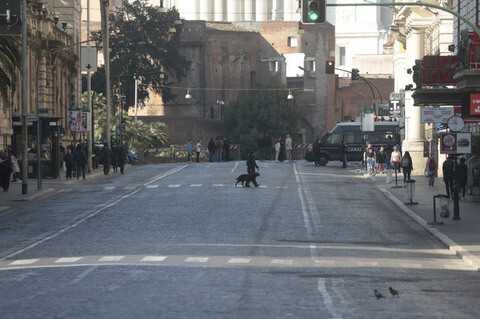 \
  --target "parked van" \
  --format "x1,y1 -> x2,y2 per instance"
306,122 -> 400,166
